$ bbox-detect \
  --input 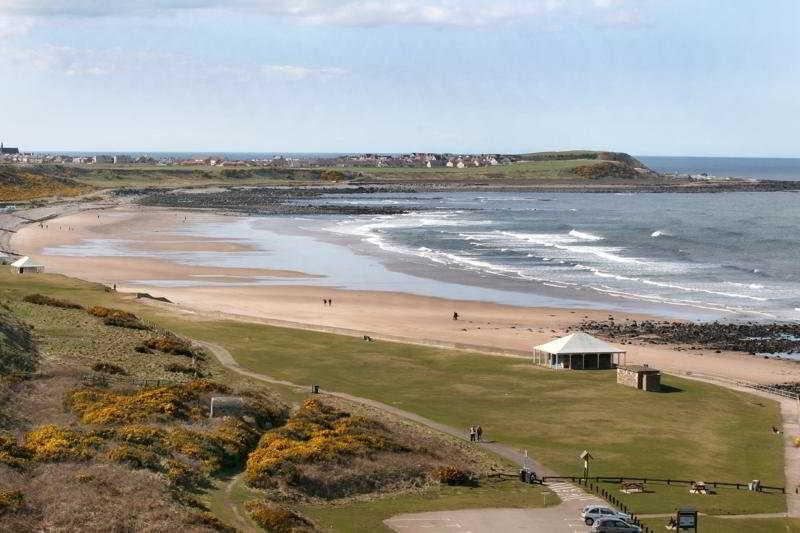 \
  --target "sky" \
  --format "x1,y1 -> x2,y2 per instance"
0,0 -> 799,156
